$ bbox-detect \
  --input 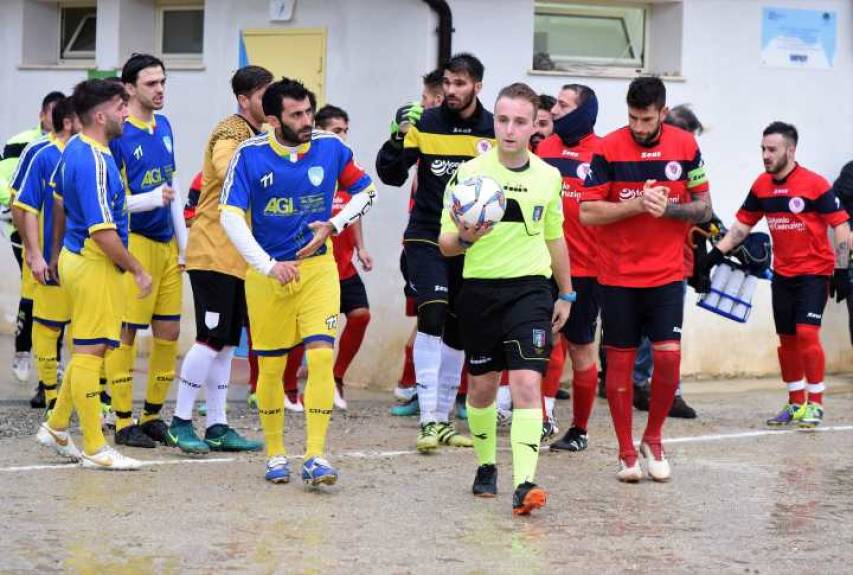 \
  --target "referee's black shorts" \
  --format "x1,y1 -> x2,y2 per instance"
460,276 -> 554,376
188,270 -> 246,349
